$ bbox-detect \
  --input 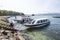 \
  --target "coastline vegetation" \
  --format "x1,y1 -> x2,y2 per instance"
0,10 -> 24,16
